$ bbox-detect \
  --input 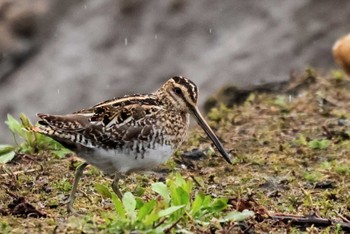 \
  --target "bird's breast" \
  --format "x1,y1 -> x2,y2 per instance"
80,143 -> 174,174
